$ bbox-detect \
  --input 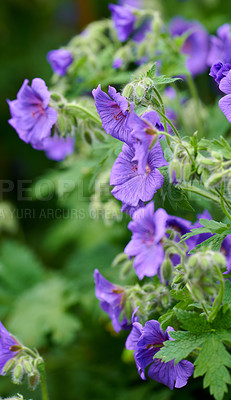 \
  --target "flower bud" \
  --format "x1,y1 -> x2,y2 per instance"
161,258 -> 173,283
12,364 -> 24,384
50,93 -> 62,102
122,84 -> 133,99
183,162 -> 192,182
169,160 -> 181,182
206,172 -> 224,187
57,114 -> 66,133
3,358 -> 16,374
136,85 -> 145,99
28,371 -> 40,390
112,253 -> 128,267
23,359 -> 33,375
